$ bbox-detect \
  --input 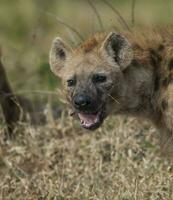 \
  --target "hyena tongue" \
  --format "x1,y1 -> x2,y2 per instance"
78,113 -> 99,127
